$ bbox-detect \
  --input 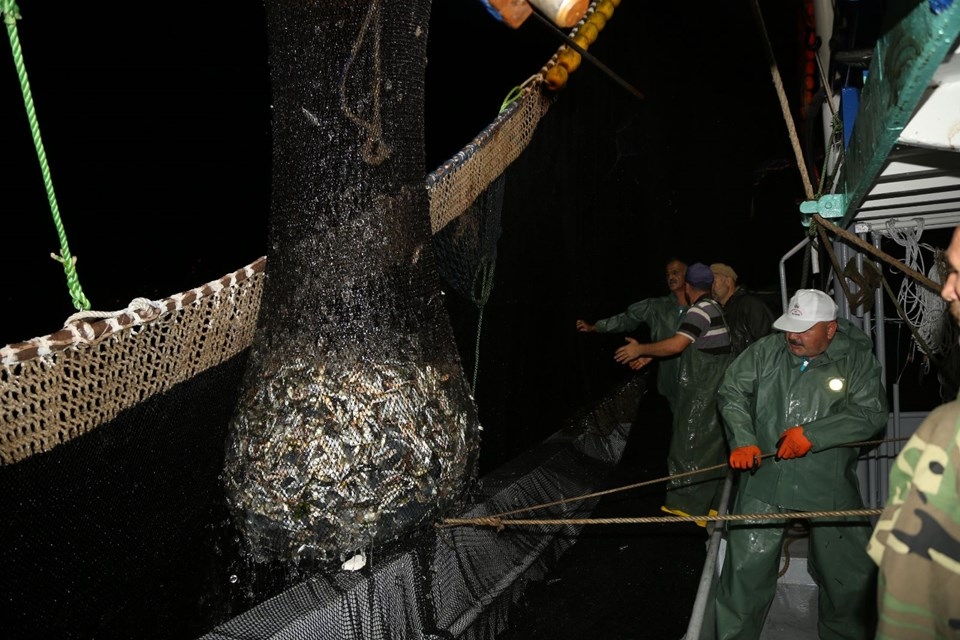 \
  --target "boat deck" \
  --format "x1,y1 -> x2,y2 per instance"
757,534 -> 818,640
